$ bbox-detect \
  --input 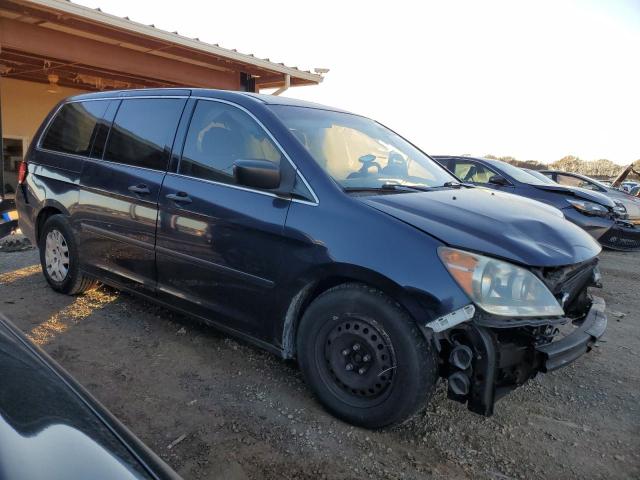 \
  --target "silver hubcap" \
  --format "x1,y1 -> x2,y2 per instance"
44,229 -> 70,282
